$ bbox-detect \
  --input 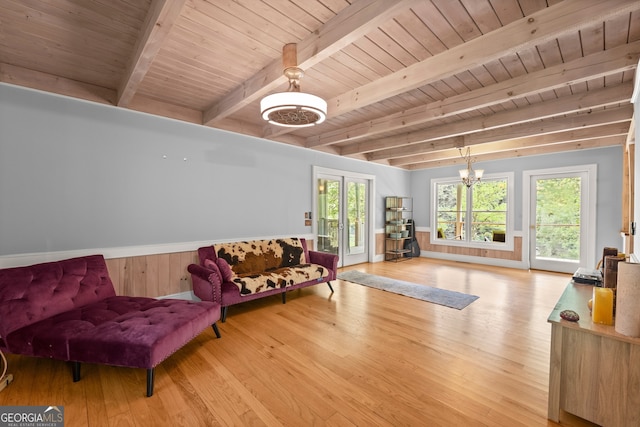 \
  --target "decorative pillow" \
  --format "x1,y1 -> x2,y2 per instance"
204,259 -> 222,287
299,238 -> 309,265
216,258 -> 236,282
275,238 -> 305,267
